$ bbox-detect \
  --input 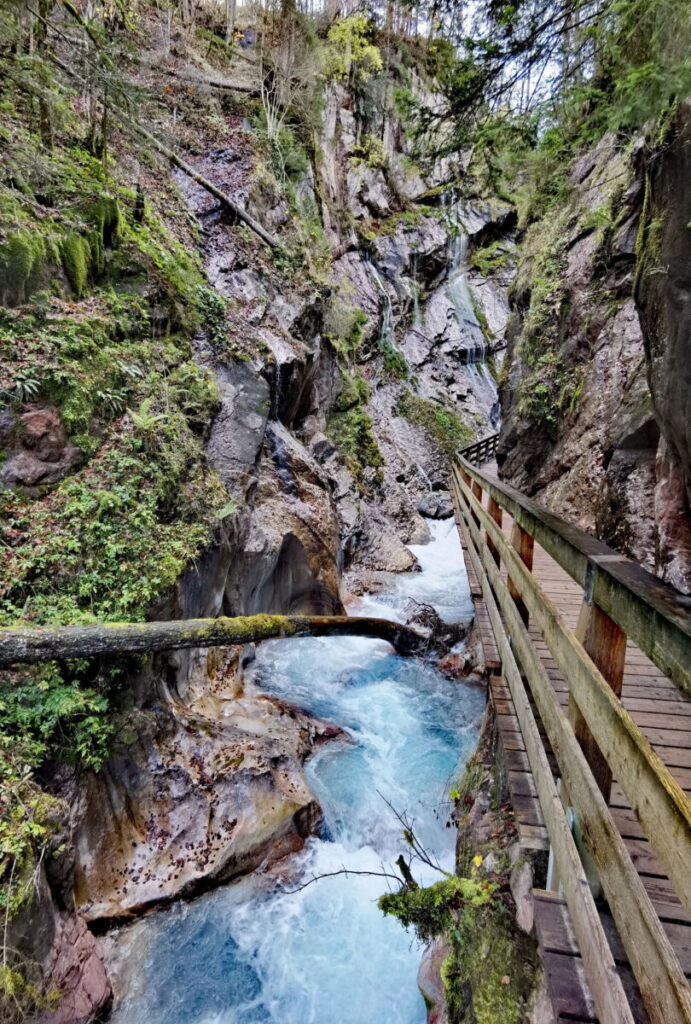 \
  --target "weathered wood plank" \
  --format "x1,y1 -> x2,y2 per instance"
508,522 -> 535,626
452,470 -> 691,1024
455,502 -> 635,1024
570,601 -> 627,799
456,469 -> 691,920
